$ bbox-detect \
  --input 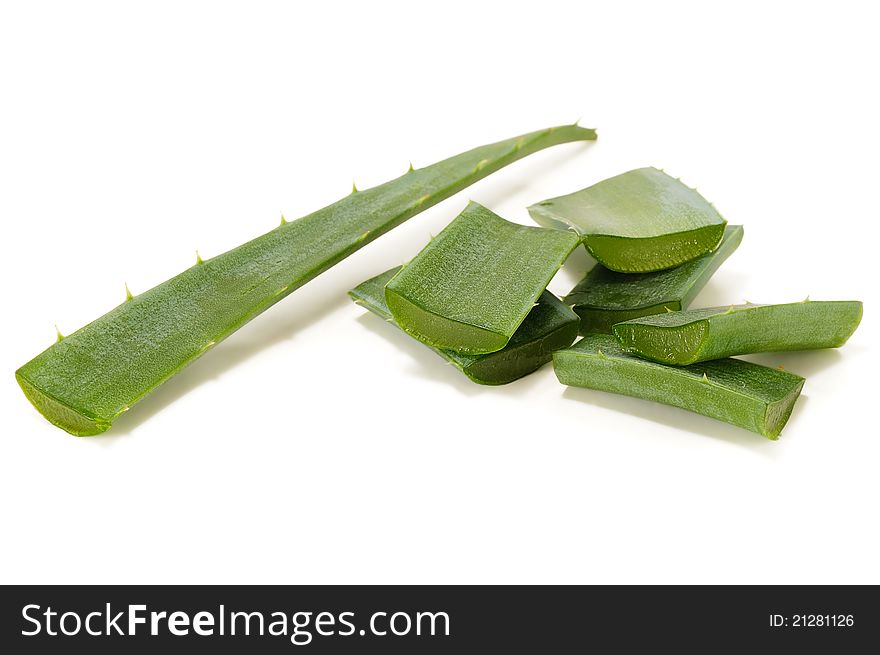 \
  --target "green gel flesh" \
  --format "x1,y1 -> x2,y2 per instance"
528,167 -> 726,273
17,124 -> 595,435
565,225 -> 743,333
385,202 -> 580,354
553,334 -> 805,439
613,300 -> 863,365
350,267 -> 579,385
